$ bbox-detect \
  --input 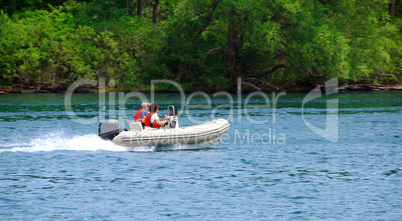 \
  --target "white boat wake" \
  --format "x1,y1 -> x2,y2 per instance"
0,132 -> 214,153
0,132 -> 125,153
